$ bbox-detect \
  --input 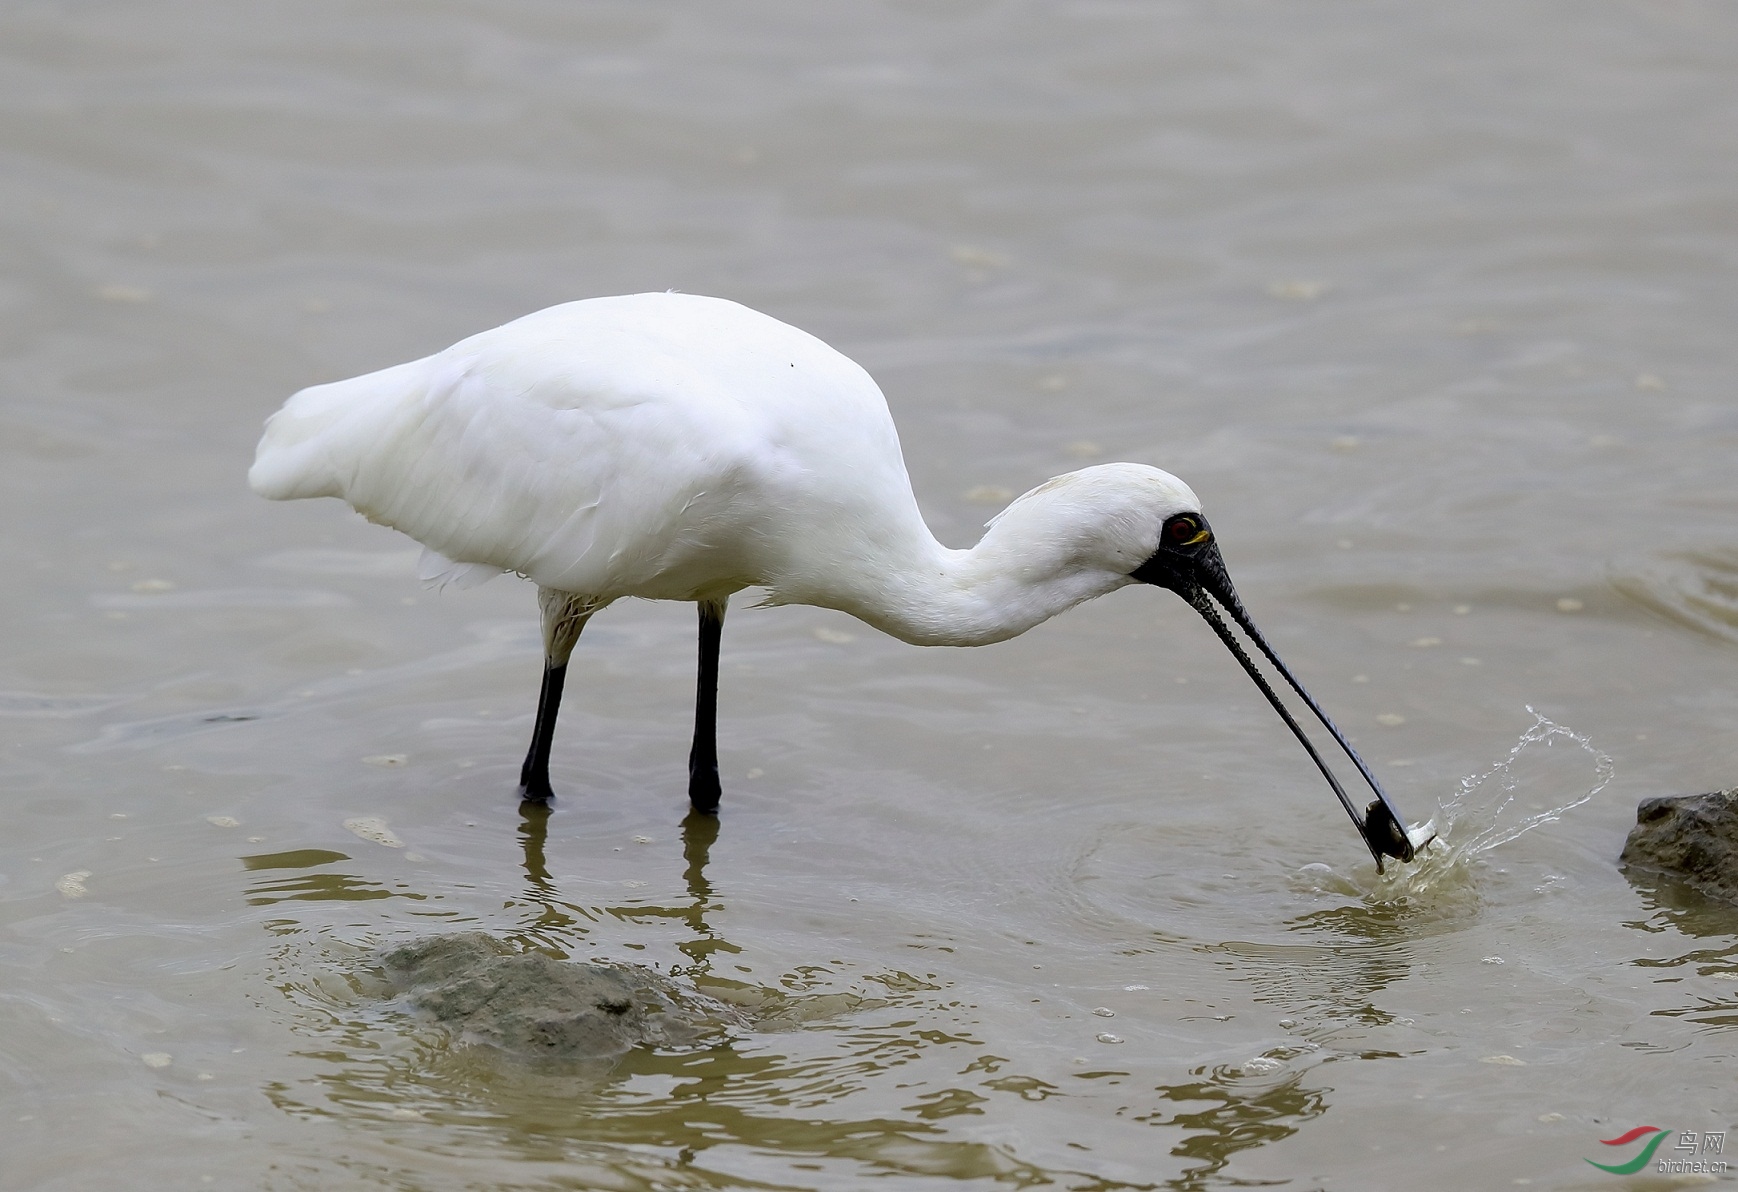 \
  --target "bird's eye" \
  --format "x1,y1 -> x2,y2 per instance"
1165,515 -> 1210,548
